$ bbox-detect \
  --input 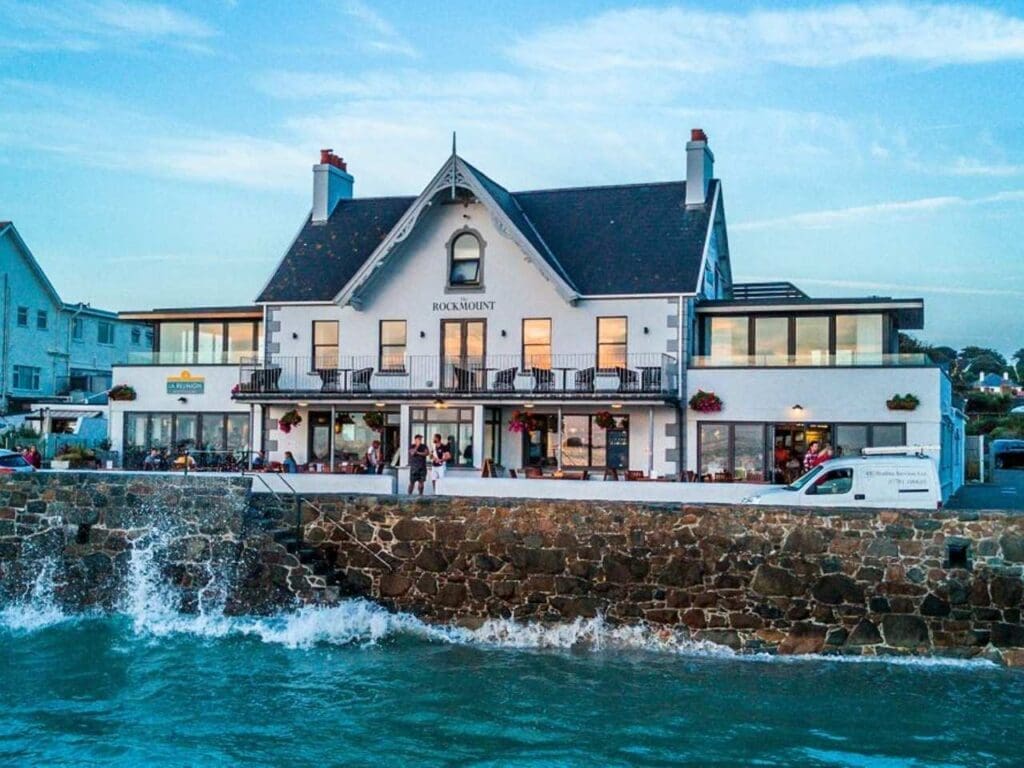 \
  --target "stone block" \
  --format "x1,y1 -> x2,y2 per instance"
782,526 -> 825,555
811,574 -> 864,605
991,623 -> 1024,648
778,623 -> 827,655
846,619 -> 882,646
751,565 -> 804,597
881,614 -> 930,648
990,576 -> 1022,608
379,574 -> 412,597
